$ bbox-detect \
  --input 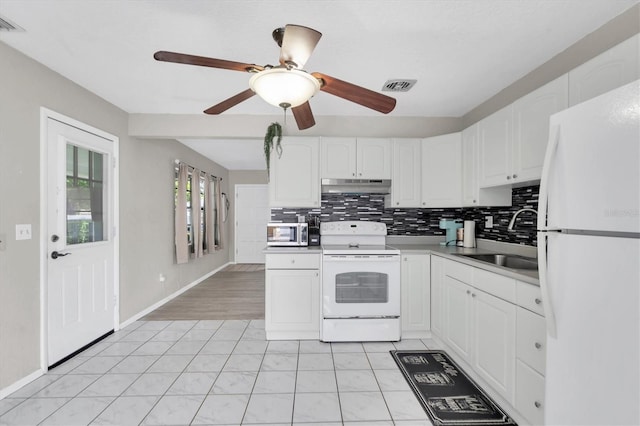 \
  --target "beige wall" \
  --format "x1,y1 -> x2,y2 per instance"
227,170 -> 269,262
0,41 -> 230,392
